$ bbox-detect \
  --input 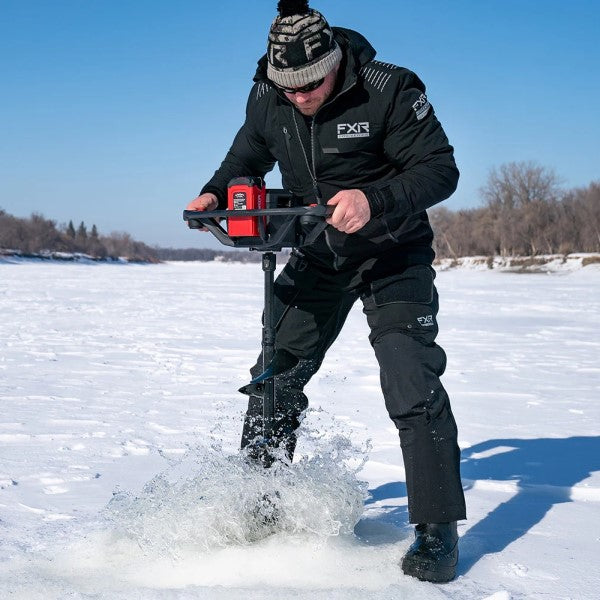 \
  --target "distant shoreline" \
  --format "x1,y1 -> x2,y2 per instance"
0,250 -> 156,265
435,253 -> 600,273
2,249 -> 599,273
